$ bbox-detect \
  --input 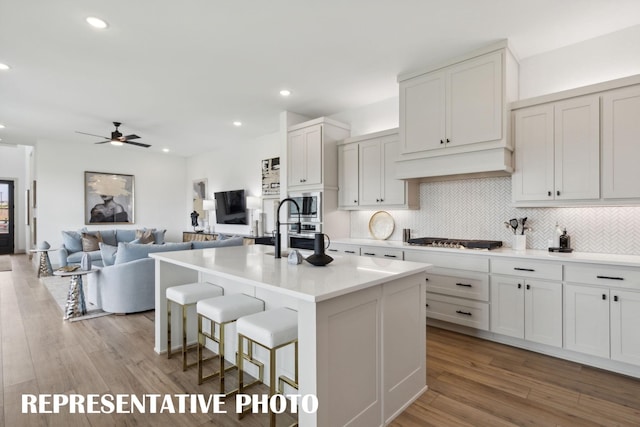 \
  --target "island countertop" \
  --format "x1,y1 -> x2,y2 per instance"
150,244 -> 431,302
